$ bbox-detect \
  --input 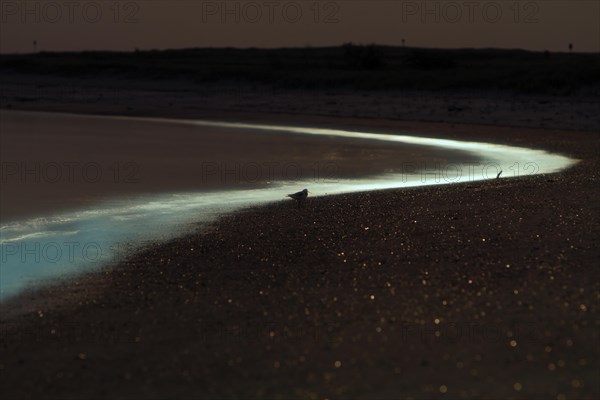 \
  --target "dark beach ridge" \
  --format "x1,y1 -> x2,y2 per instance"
1,110 -> 599,399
